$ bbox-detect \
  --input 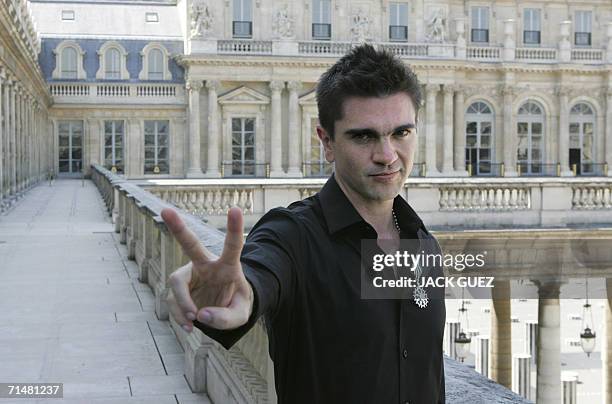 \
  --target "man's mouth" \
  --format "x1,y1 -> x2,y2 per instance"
370,170 -> 400,181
